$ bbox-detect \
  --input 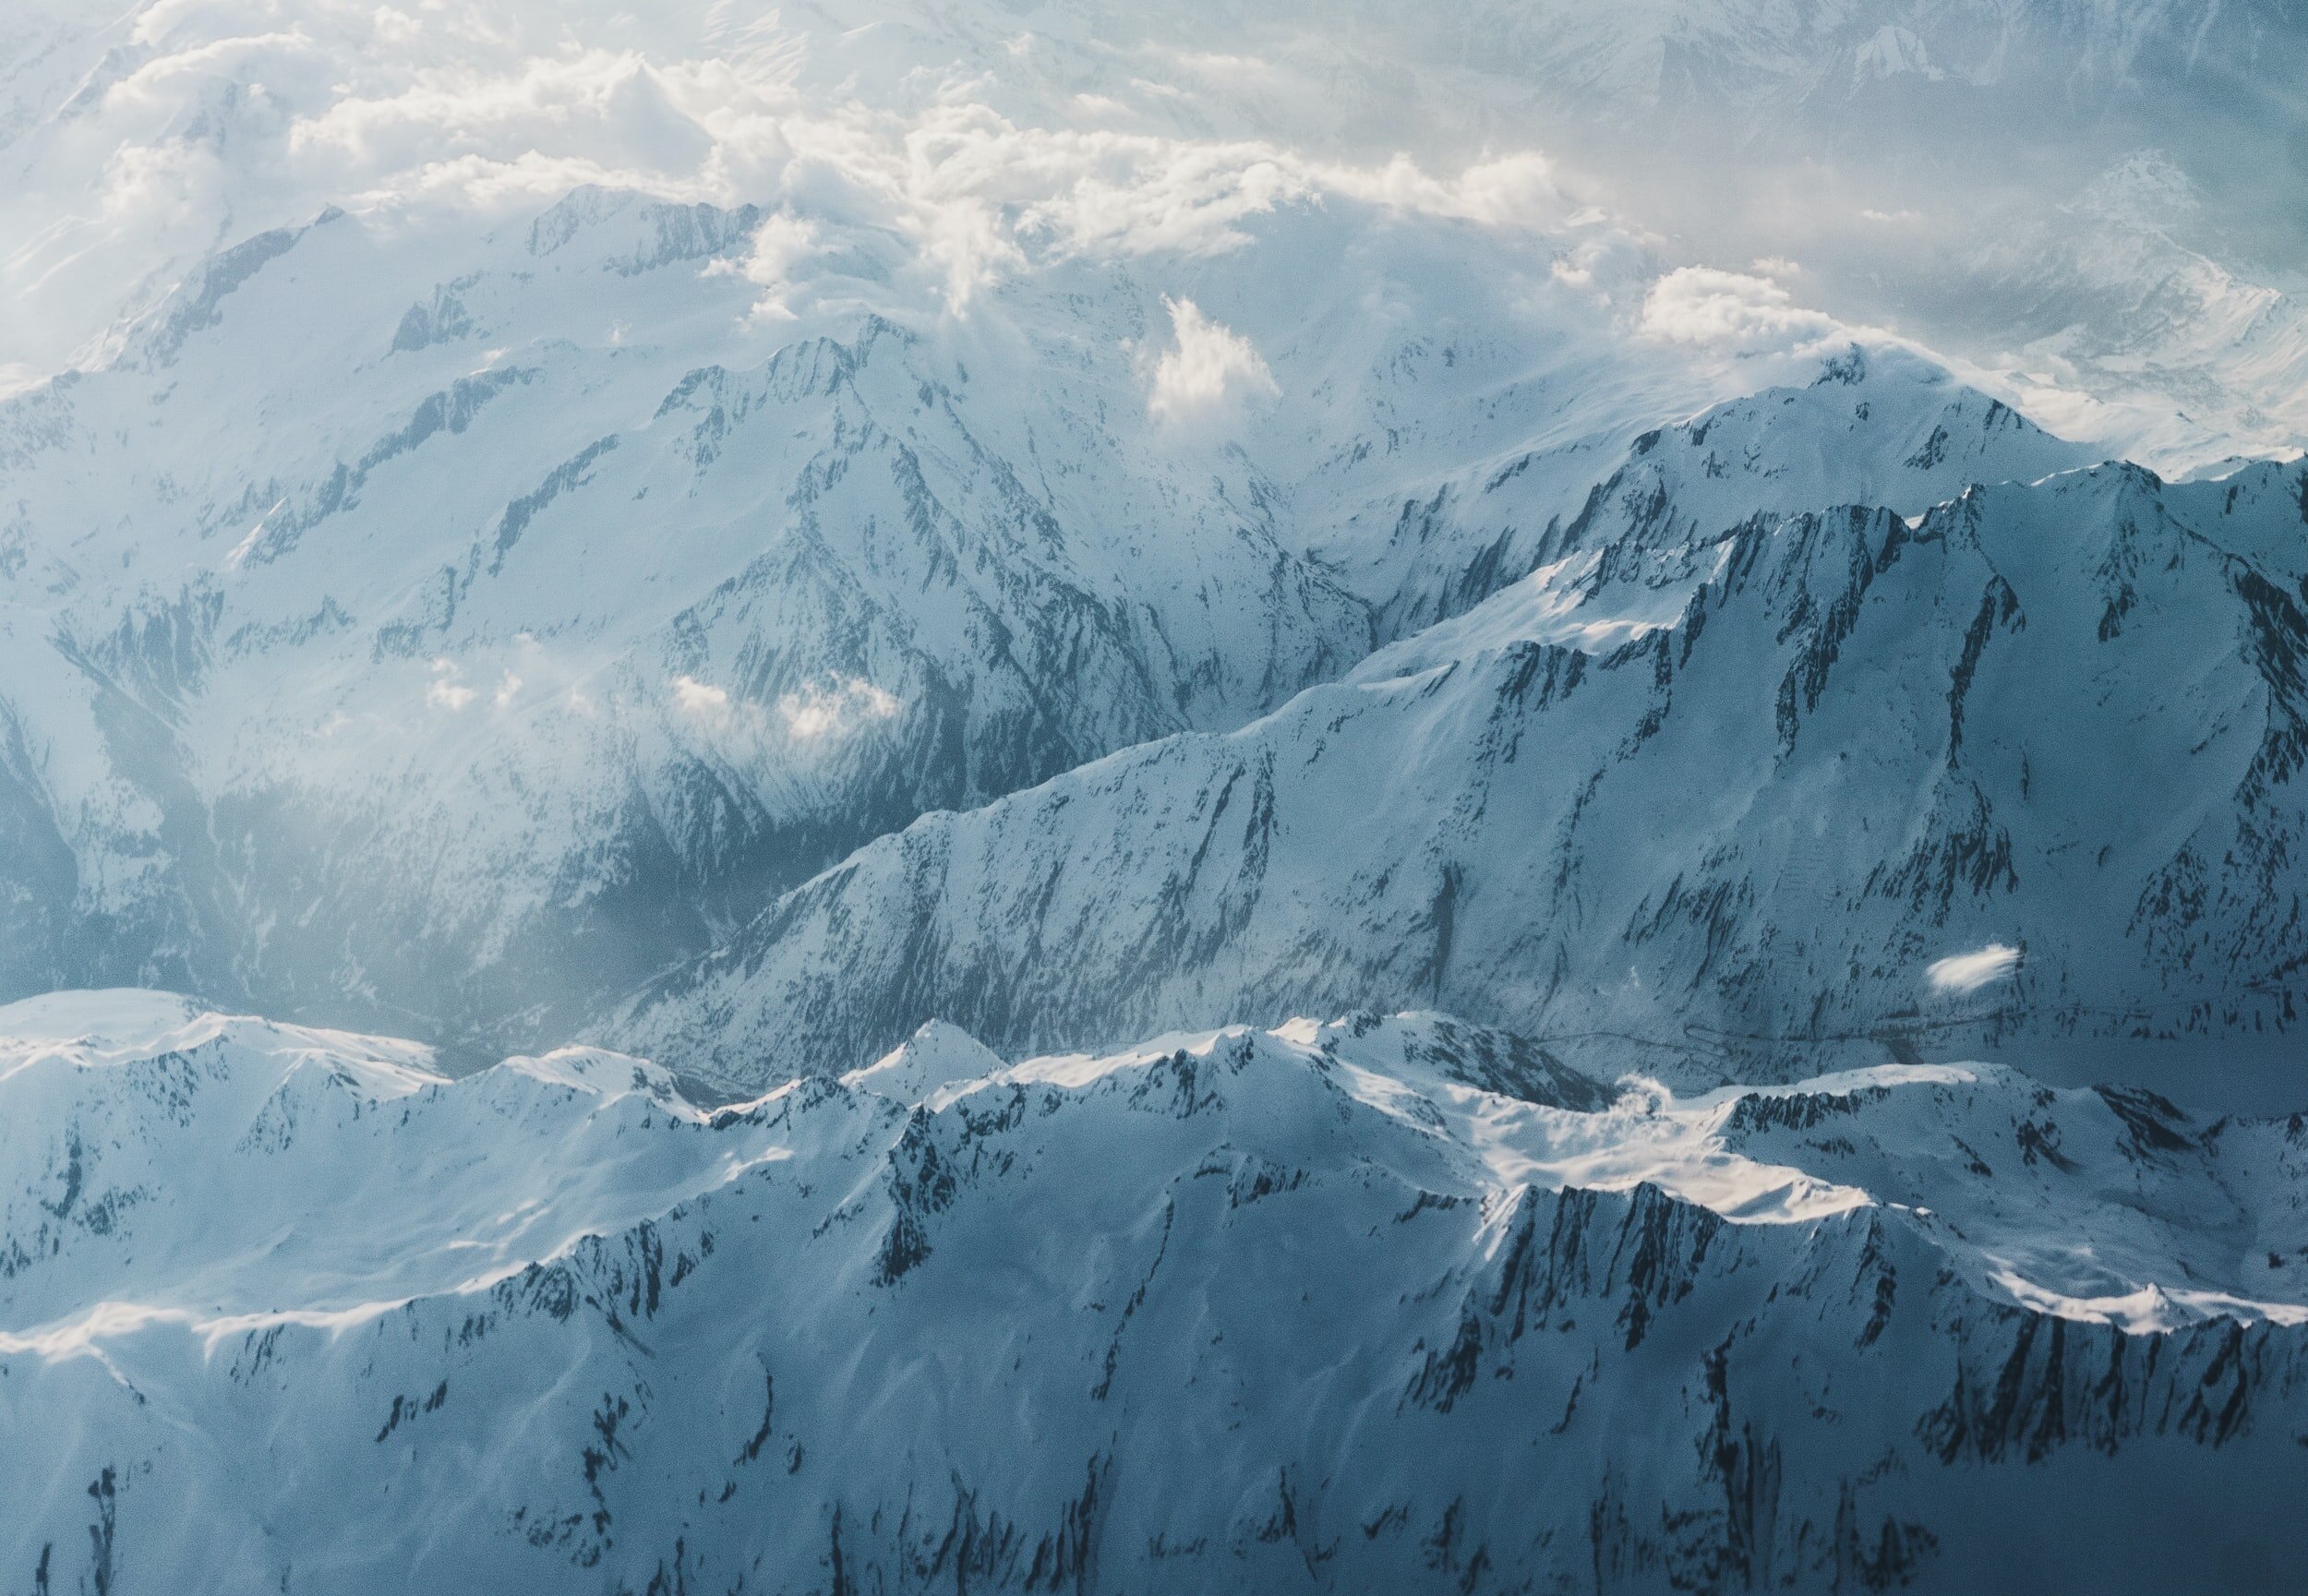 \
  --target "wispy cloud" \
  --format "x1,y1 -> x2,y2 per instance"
777,677 -> 899,741
670,674 -> 729,717
671,672 -> 898,744
426,658 -> 475,713
1925,943 -> 2021,994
